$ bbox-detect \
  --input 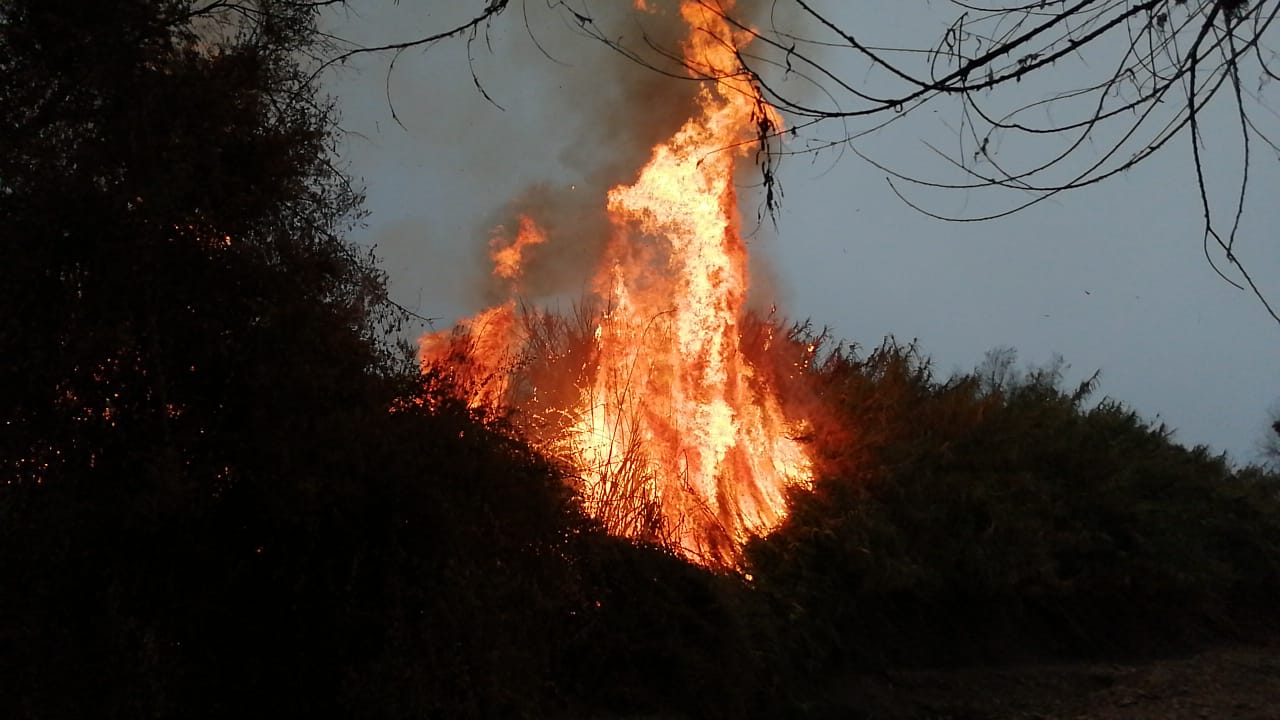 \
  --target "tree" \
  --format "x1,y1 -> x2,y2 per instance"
0,0 -> 395,490
0,0 -> 400,711
0,0 -> 581,714
317,0 -> 1279,322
